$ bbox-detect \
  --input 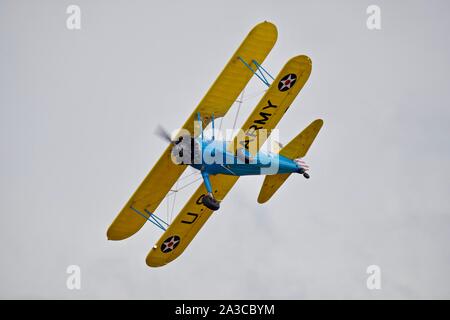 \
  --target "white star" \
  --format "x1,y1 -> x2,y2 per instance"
280,74 -> 296,90
163,237 -> 180,251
